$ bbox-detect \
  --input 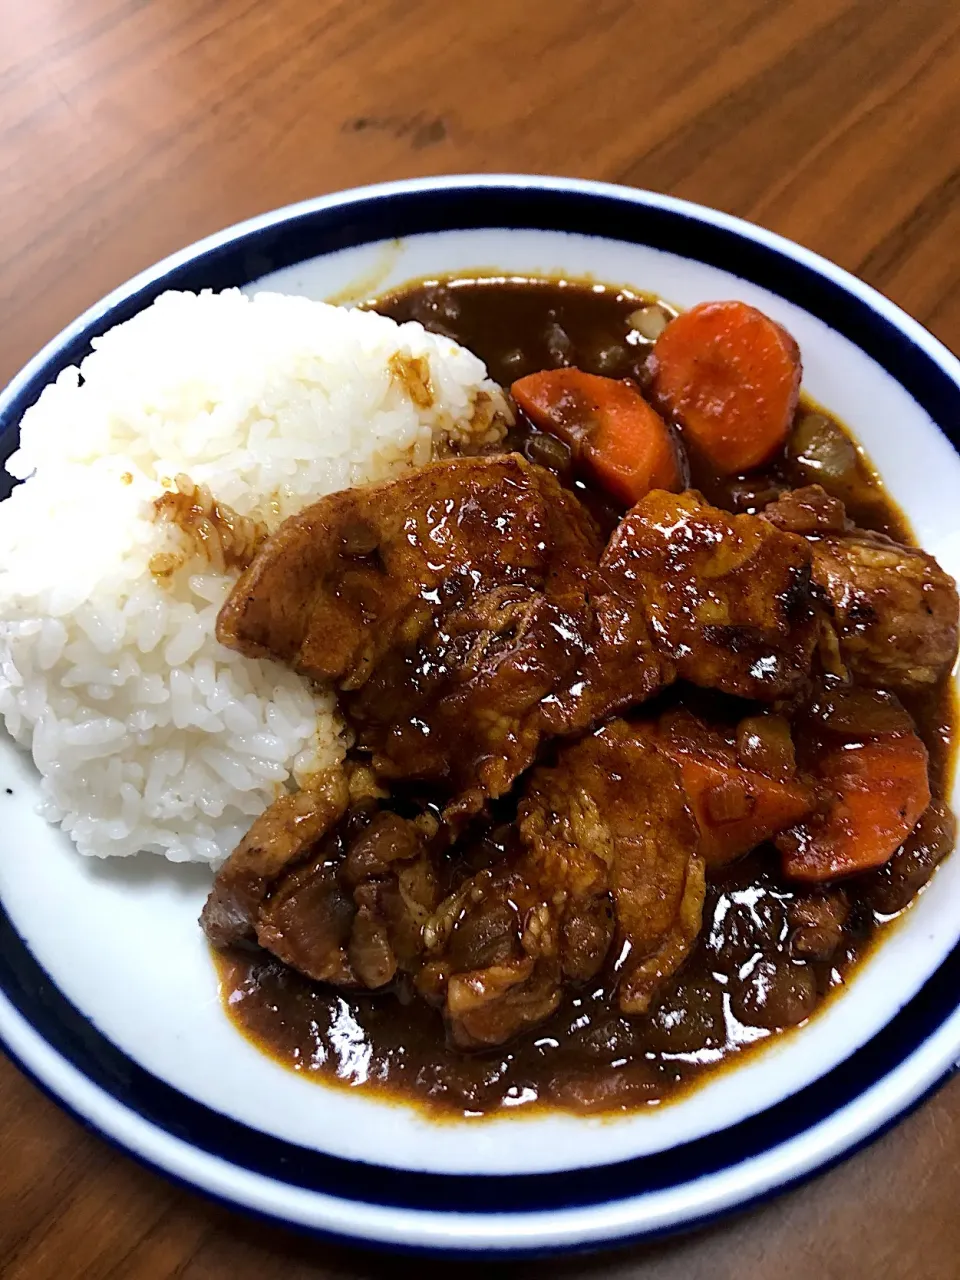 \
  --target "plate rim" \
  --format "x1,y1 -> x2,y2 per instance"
1,172 -> 960,1254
